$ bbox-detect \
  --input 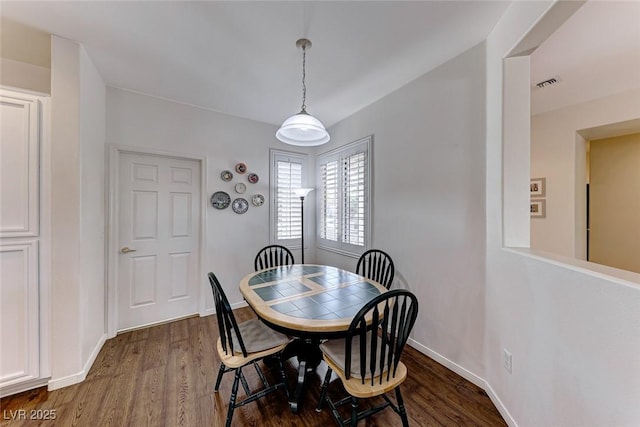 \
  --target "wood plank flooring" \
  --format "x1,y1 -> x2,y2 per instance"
1,308 -> 506,426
